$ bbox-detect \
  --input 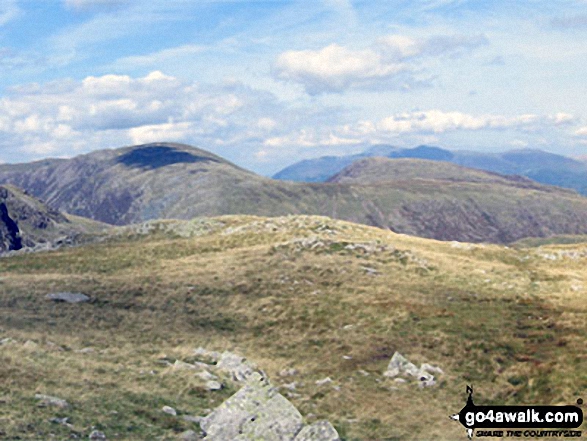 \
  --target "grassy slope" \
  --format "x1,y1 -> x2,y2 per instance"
0,215 -> 586,440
